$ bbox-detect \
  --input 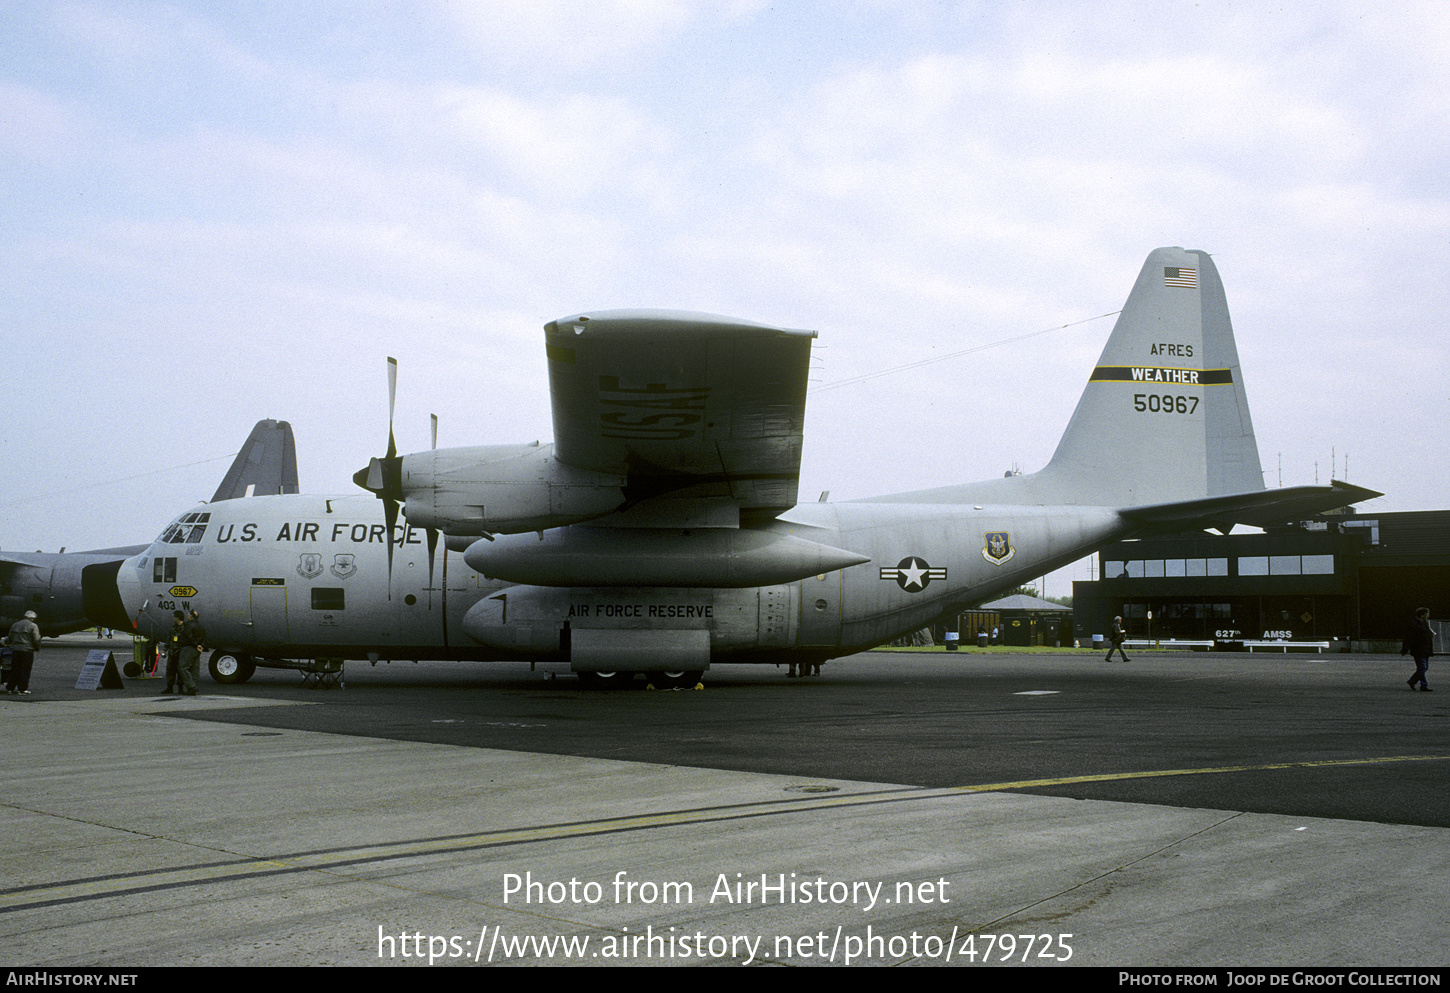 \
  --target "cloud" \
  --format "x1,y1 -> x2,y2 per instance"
439,0 -> 698,62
